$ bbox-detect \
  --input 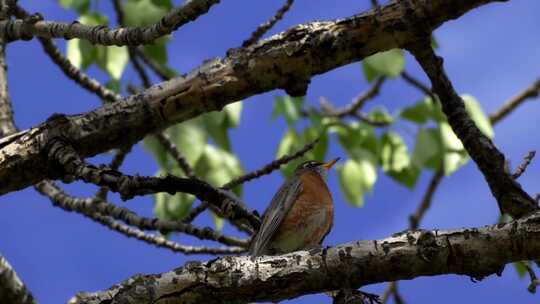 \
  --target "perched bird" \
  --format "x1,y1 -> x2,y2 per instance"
249,158 -> 339,256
